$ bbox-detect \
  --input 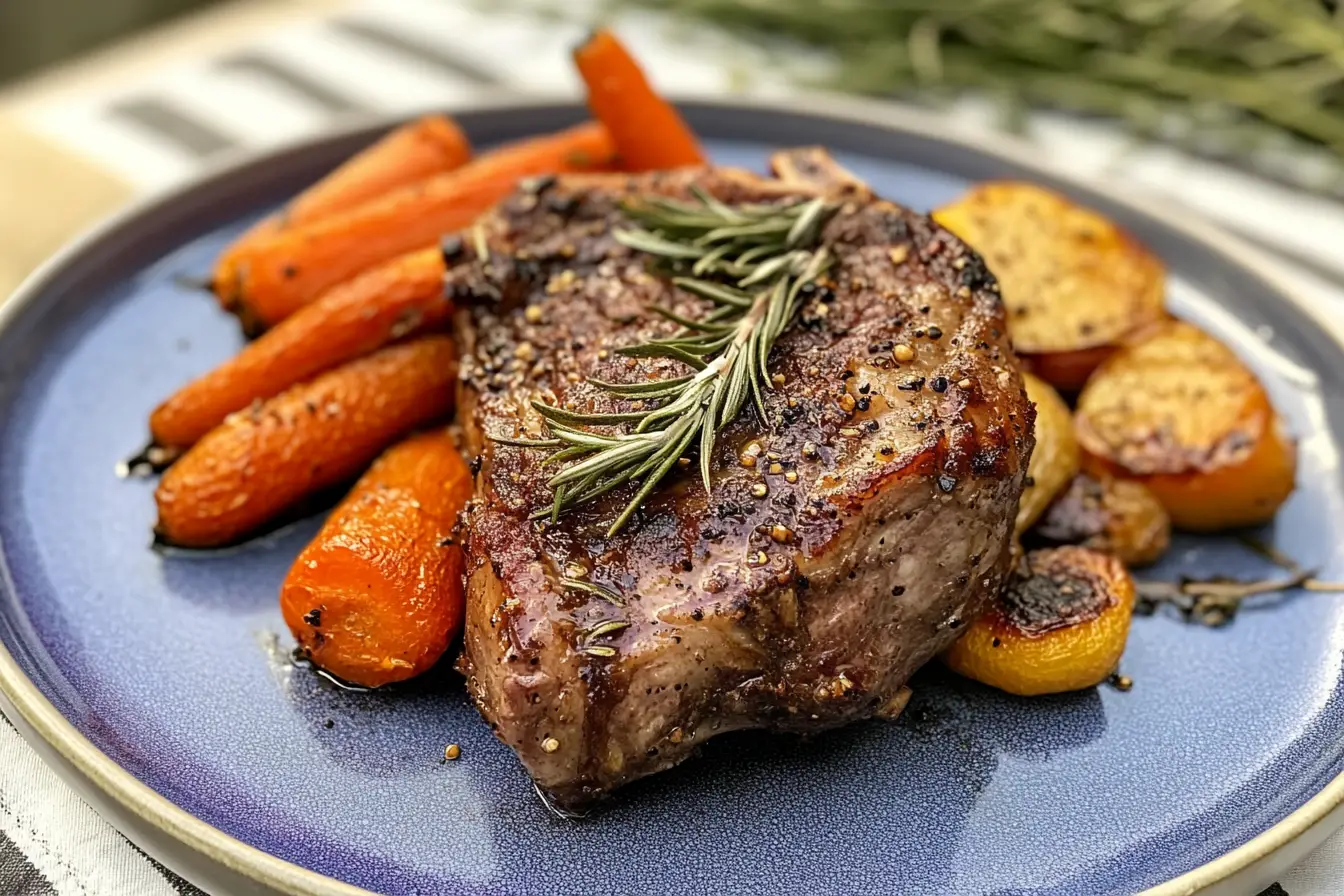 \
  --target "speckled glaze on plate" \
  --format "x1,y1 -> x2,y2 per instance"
1,97 -> 1343,896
